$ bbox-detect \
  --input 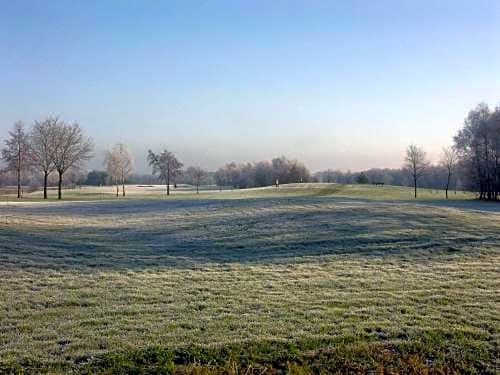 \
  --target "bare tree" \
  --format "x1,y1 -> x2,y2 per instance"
117,144 -> 133,196
147,149 -> 183,196
440,146 -> 458,199
1,122 -> 31,199
52,122 -> 94,199
185,166 -> 207,194
104,144 -> 134,197
30,117 -> 59,199
404,144 -> 429,198
104,148 -> 121,196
